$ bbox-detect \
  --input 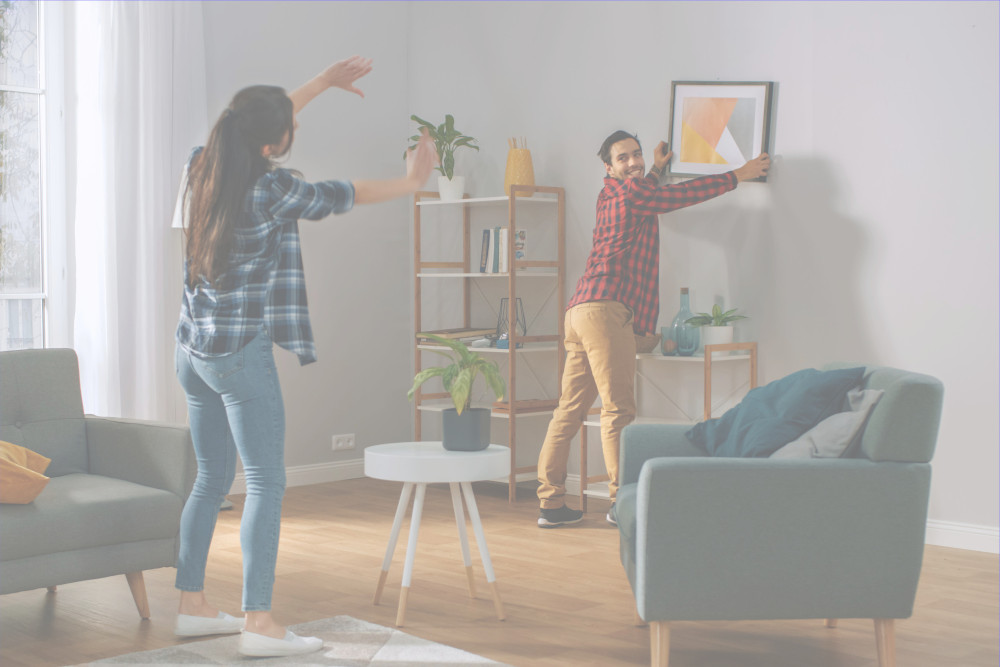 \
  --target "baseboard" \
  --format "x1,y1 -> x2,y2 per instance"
925,519 -> 999,554
229,458 -> 364,495
231,468 -> 999,554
